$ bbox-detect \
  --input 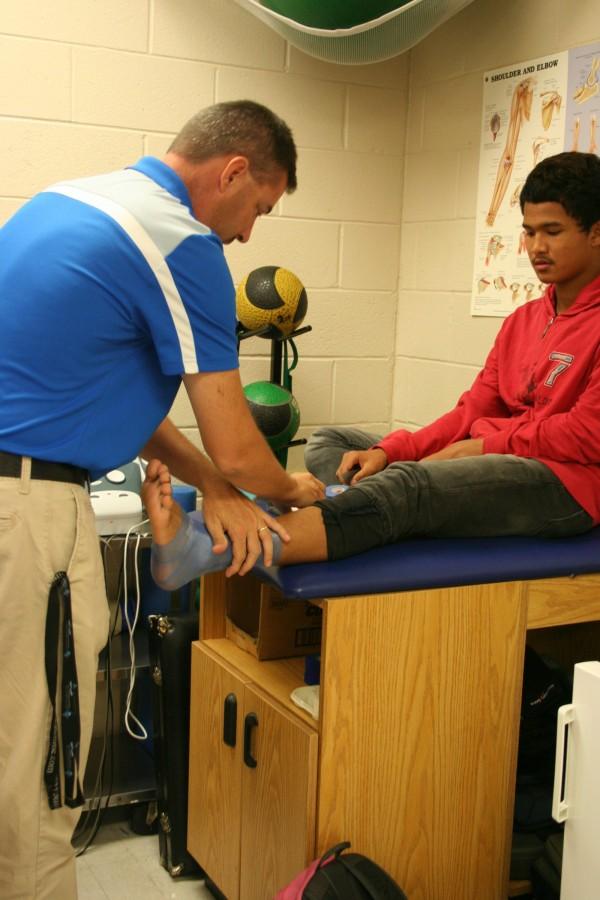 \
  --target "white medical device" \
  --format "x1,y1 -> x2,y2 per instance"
90,459 -> 145,535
